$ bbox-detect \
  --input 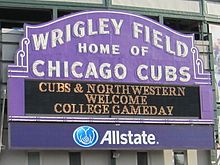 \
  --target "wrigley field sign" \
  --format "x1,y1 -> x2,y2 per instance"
8,10 -> 213,123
